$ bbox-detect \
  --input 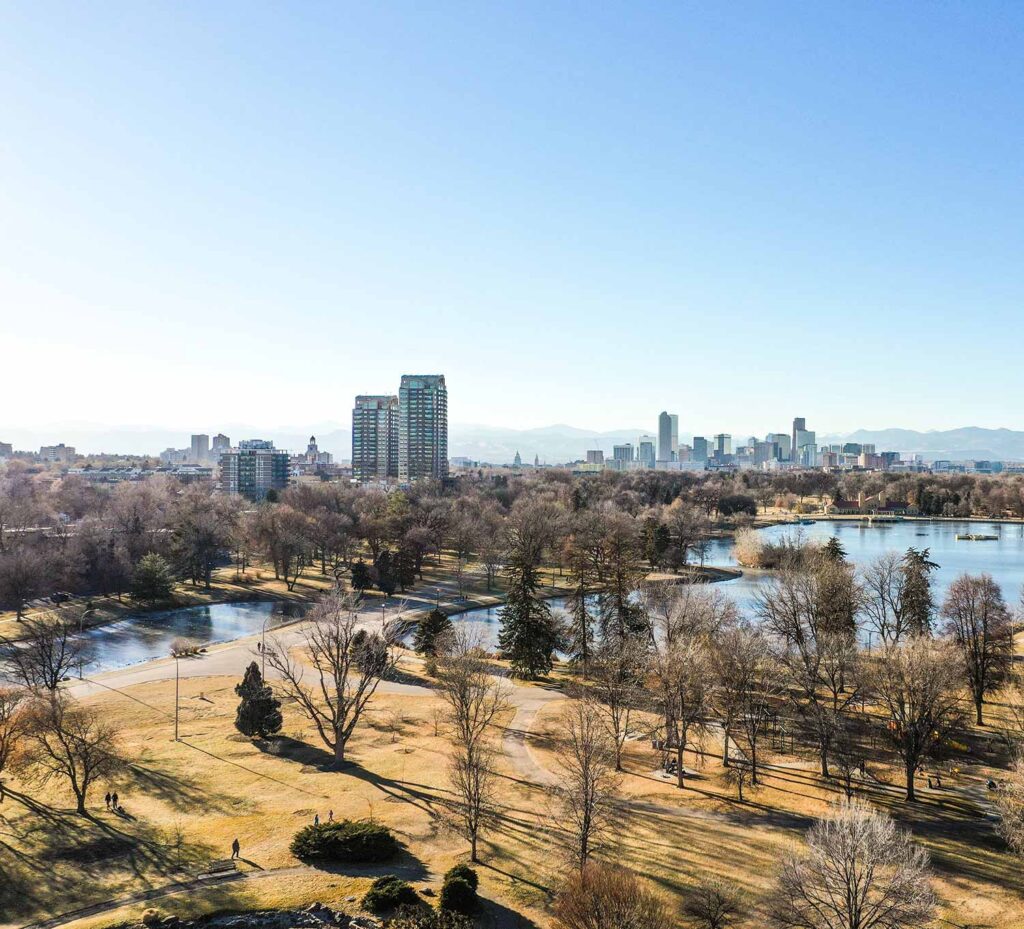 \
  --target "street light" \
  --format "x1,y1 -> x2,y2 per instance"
173,652 -> 180,742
